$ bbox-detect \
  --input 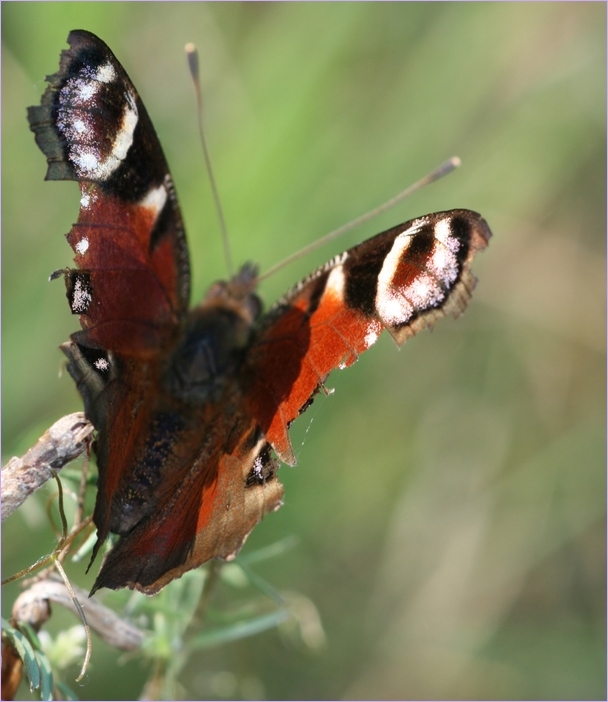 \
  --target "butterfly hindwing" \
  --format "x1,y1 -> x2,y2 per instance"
90,414 -> 283,594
